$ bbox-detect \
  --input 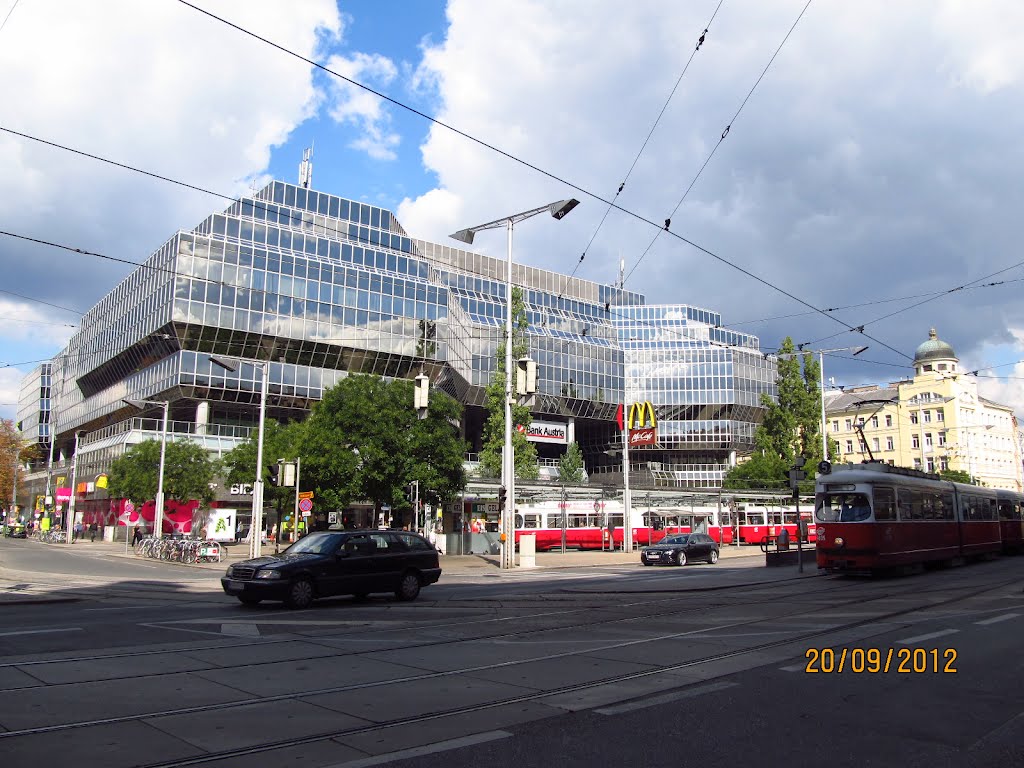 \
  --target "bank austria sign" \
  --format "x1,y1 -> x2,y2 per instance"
518,420 -> 568,444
